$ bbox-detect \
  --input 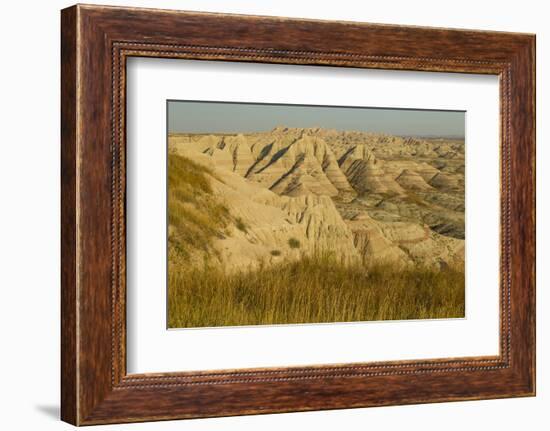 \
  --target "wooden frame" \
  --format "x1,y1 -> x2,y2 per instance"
61,4 -> 535,425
